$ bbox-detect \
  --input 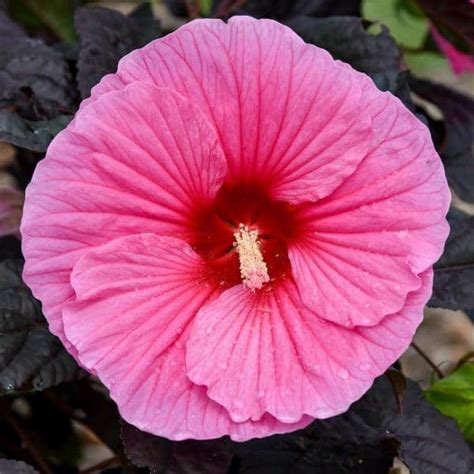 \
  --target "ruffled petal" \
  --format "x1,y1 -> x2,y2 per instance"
63,233 -> 311,441
289,74 -> 450,327
186,272 -> 432,424
288,236 -> 422,327
82,16 -> 373,204
21,83 -> 226,347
